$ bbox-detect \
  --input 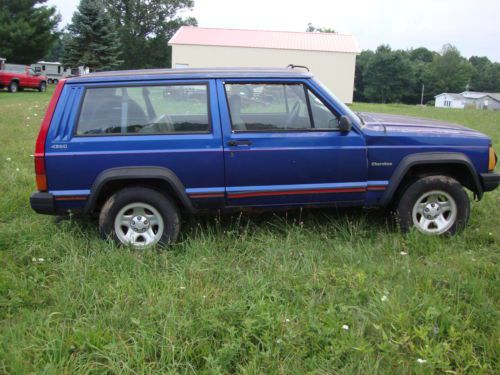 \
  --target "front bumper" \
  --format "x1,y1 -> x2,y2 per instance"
480,172 -> 500,192
30,192 -> 56,215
